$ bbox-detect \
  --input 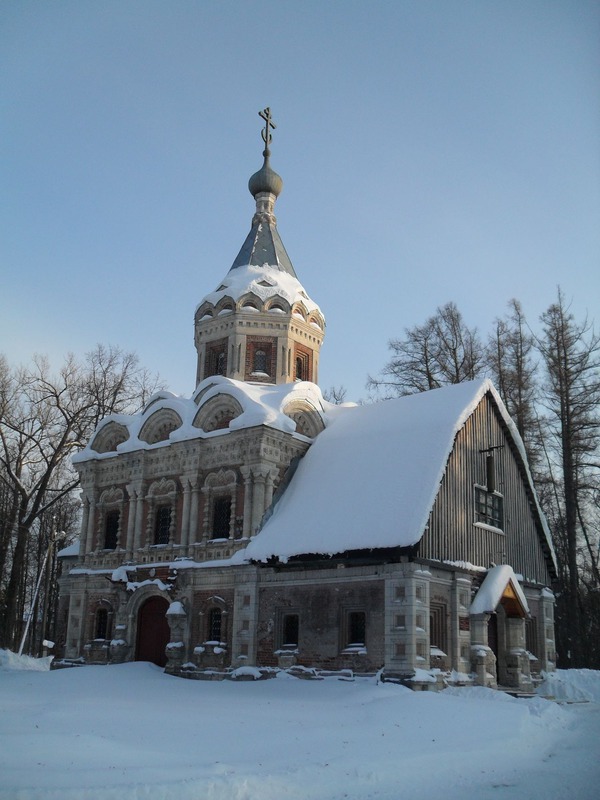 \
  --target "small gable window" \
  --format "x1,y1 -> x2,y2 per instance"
475,487 -> 503,529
